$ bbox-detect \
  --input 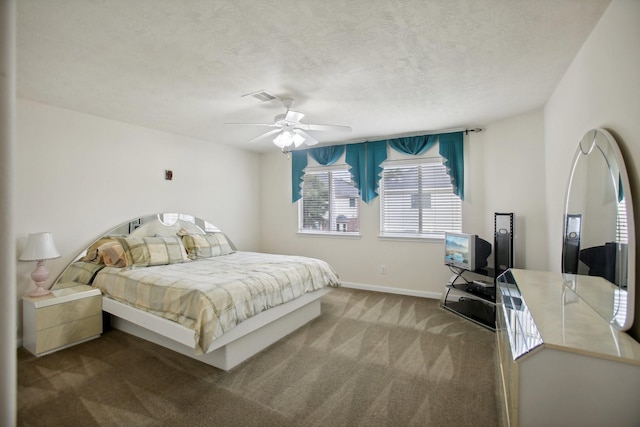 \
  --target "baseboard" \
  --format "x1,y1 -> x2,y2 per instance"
340,281 -> 442,300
